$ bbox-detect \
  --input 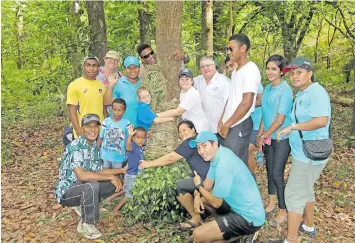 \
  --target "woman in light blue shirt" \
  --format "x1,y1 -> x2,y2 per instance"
257,55 -> 293,227
268,57 -> 331,243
